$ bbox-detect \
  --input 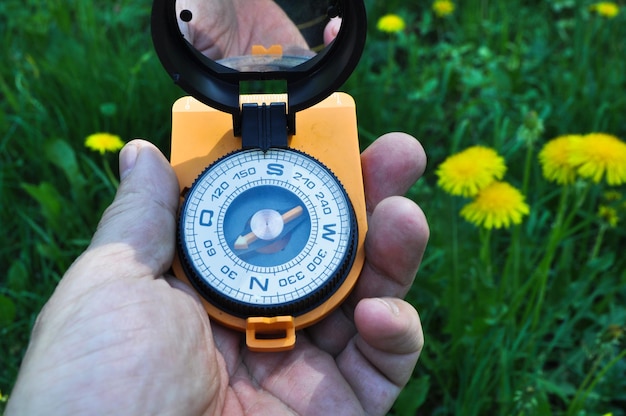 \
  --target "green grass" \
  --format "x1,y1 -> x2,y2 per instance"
1,0 -> 625,414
